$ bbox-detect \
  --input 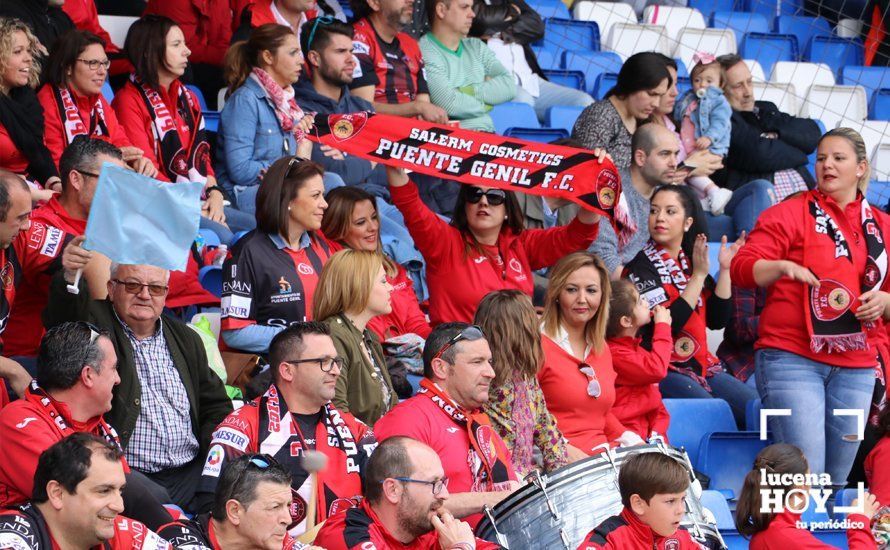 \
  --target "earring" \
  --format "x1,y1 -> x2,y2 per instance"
288,206 -> 292,211
857,173 -> 863,177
